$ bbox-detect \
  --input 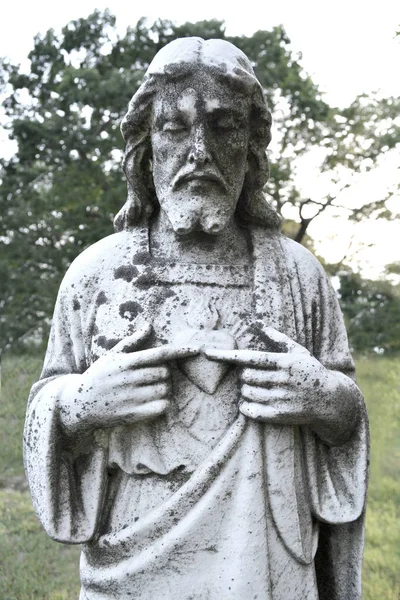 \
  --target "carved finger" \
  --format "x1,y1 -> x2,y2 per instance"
239,400 -> 280,421
120,381 -> 171,404
125,366 -> 171,385
240,400 -> 309,425
120,344 -> 201,369
130,399 -> 170,421
240,368 -> 286,387
112,368 -> 171,391
240,383 -> 289,403
112,400 -> 170,425
203,348 -> 293,369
